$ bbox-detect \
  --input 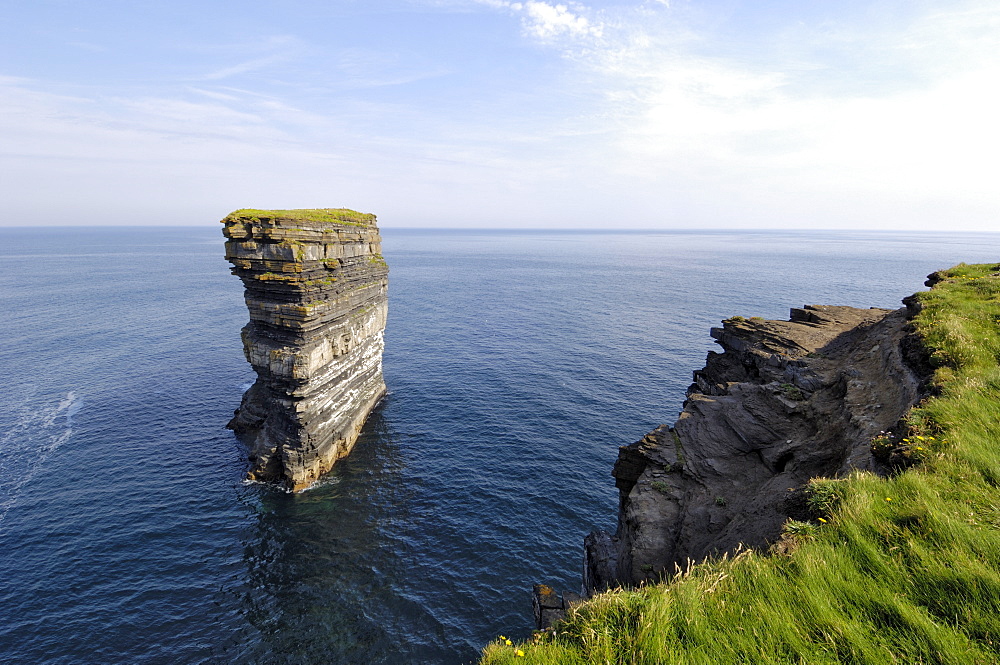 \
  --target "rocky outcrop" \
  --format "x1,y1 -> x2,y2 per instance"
584,303 -> 931,593
223,208 -> 388,491
532,585 -> 583,630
